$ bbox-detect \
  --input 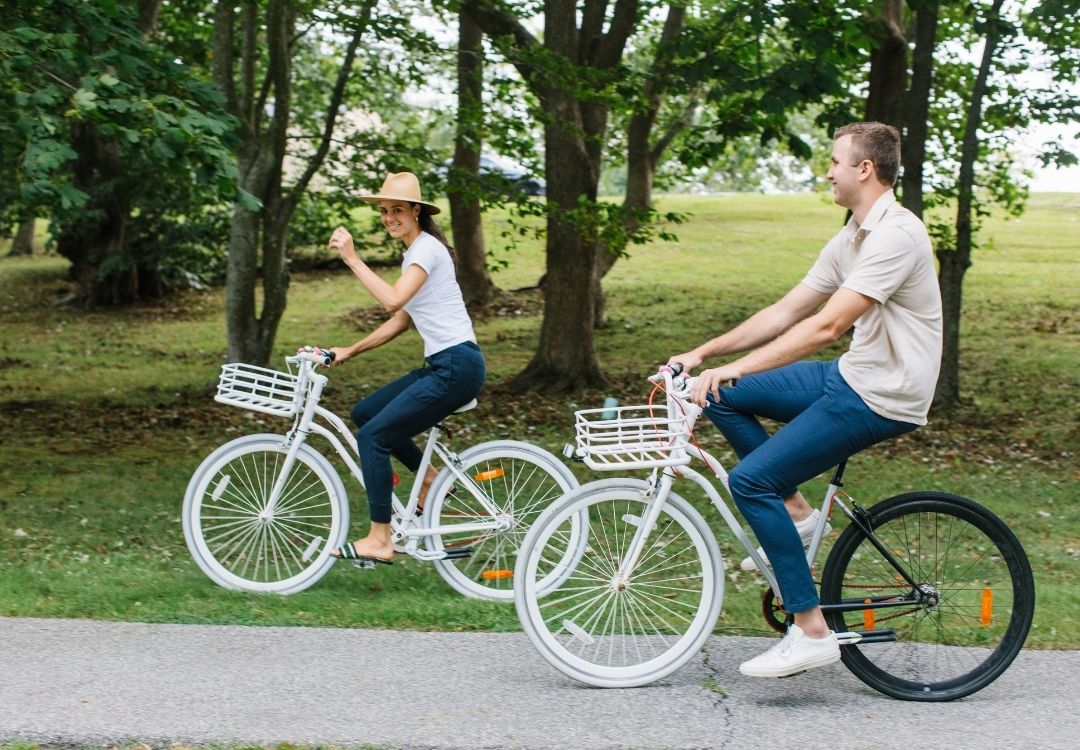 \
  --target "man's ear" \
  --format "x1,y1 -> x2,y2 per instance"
858,159 -> 875,183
